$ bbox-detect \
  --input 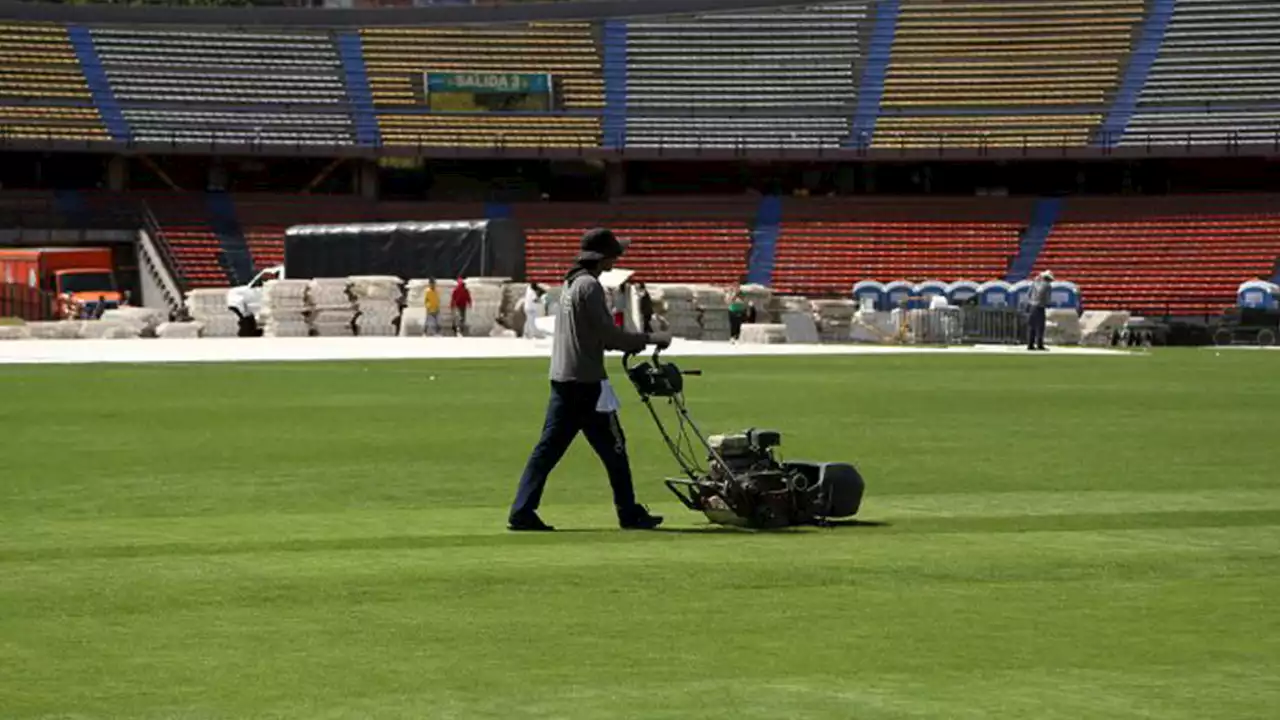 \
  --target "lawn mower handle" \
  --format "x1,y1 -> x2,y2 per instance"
622,346 -> 701,375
